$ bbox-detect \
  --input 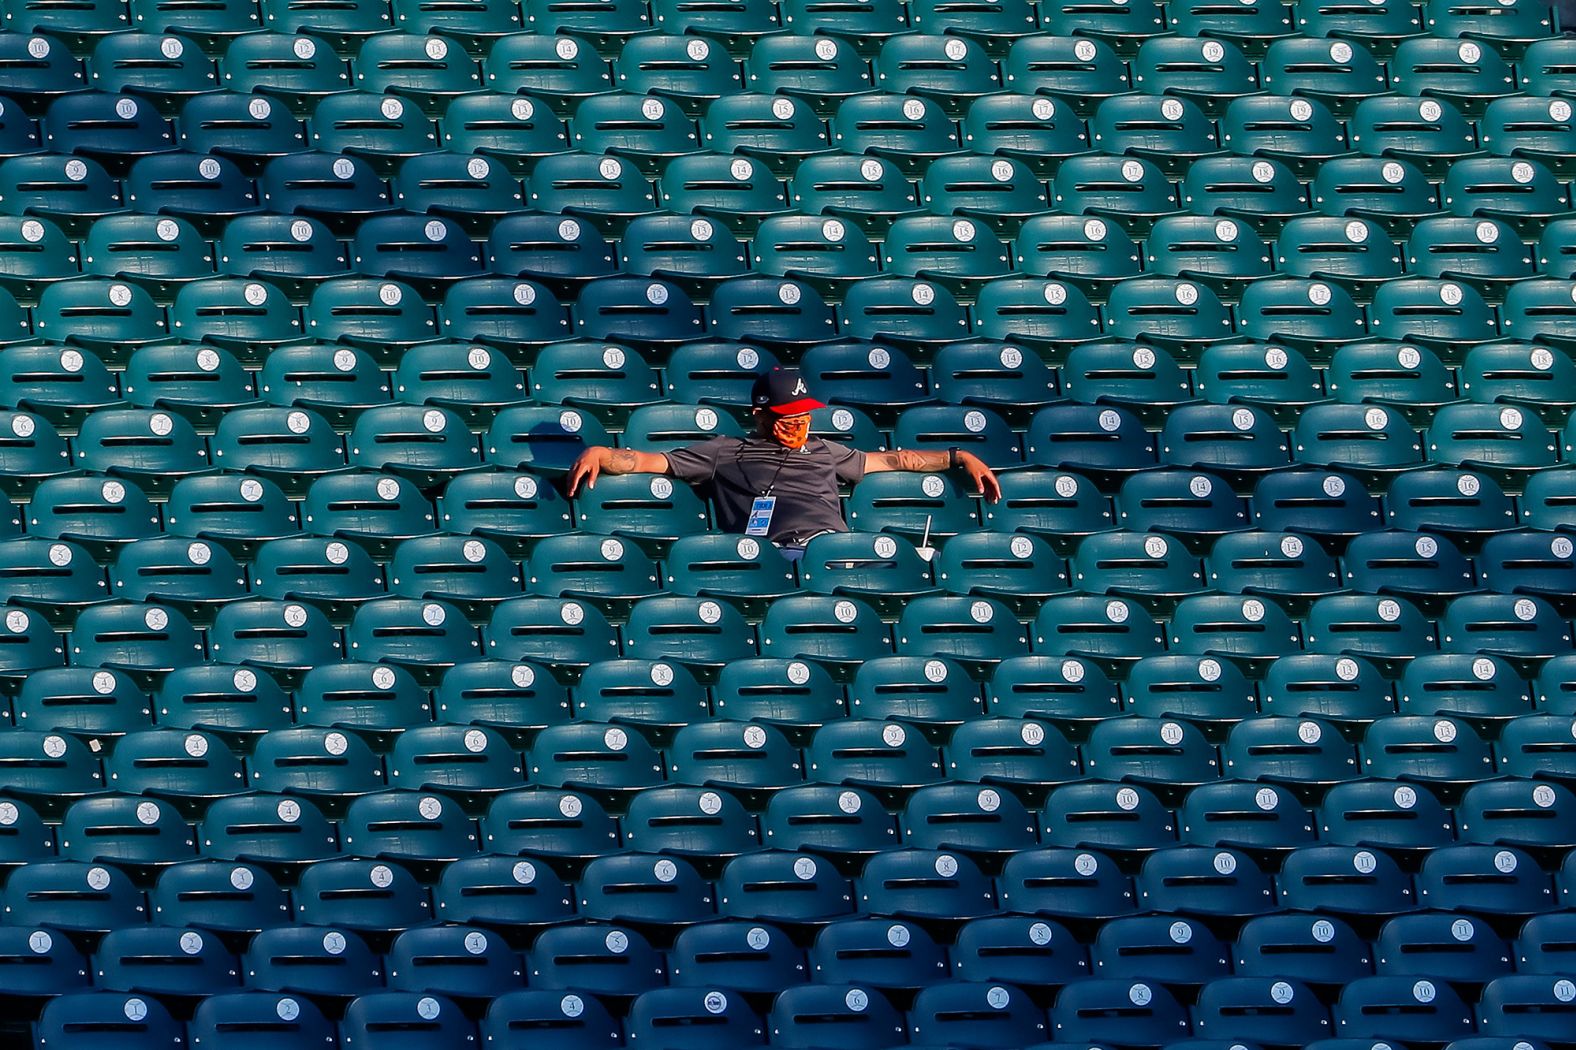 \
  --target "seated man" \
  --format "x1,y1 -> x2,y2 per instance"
568,367 -> 1001,555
